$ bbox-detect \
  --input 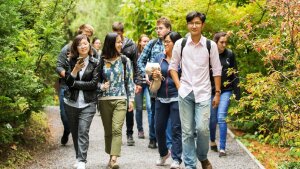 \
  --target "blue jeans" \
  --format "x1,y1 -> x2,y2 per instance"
179,91 -> 210,169
59,86 -> 70,135
135,84 -> 154,139
209,90 -> 232,150
155,100 -> 182,163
